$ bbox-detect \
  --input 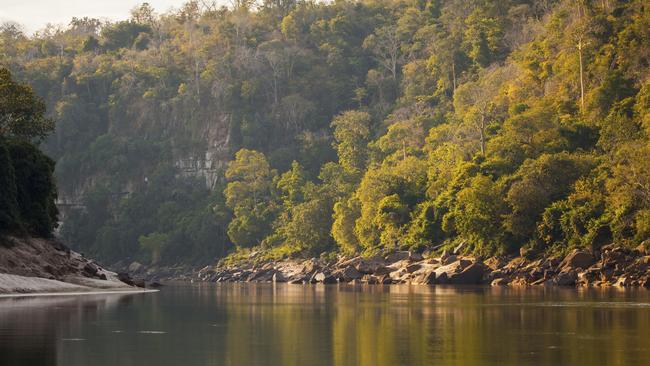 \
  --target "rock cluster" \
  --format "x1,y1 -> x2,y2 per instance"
197,244 -> 650,288
0,236 -> 110,282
